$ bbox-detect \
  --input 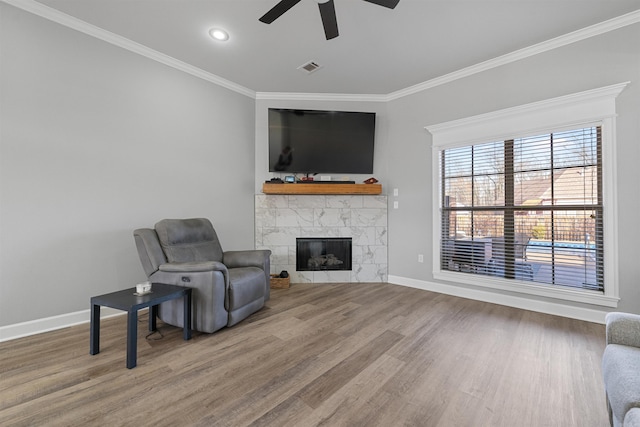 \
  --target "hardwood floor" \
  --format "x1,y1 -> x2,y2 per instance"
0,283 -> 608,426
